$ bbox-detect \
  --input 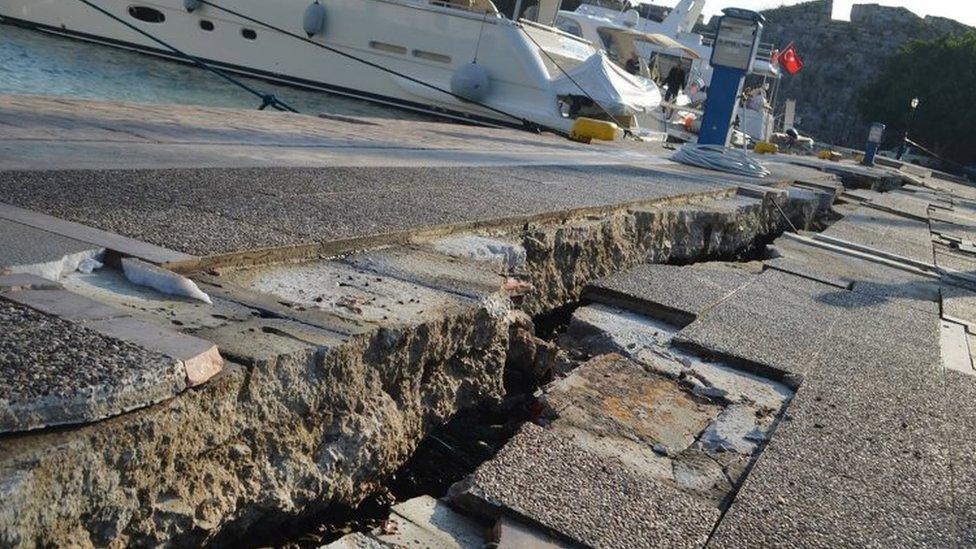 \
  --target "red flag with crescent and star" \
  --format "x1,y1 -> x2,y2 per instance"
775,41 -> 804,75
